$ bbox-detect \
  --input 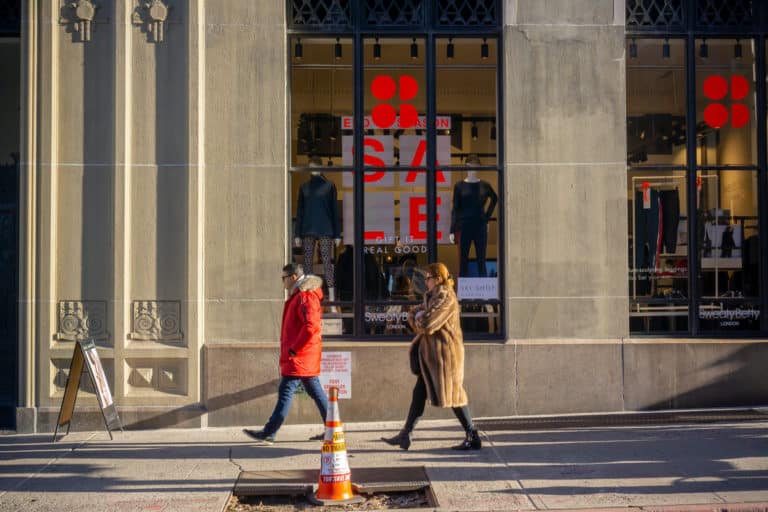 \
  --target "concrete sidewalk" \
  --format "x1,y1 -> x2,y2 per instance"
0,418 -> 767,511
